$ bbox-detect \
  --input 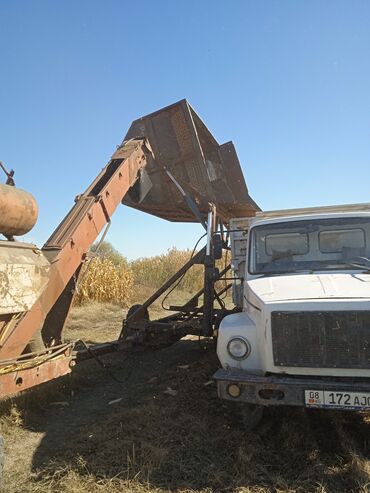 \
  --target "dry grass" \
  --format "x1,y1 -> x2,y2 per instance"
64,286 -> 193,344
1,248 -> 370,492
2,303 -> 370,493
63,302 -> 125,343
